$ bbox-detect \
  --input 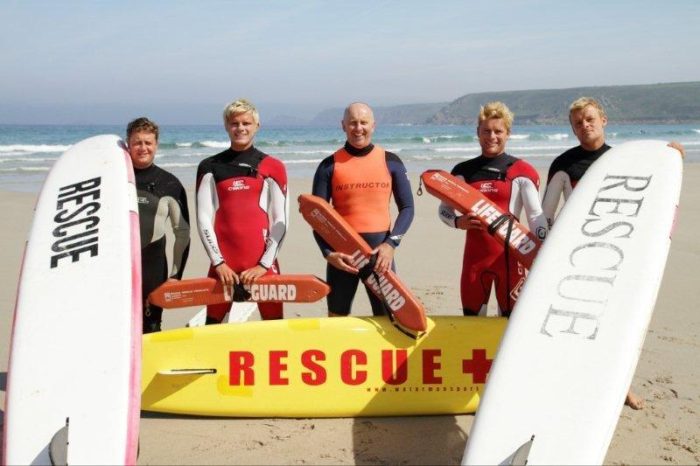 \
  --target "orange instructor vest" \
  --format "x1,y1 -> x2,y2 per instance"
331,145 -> 392,233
